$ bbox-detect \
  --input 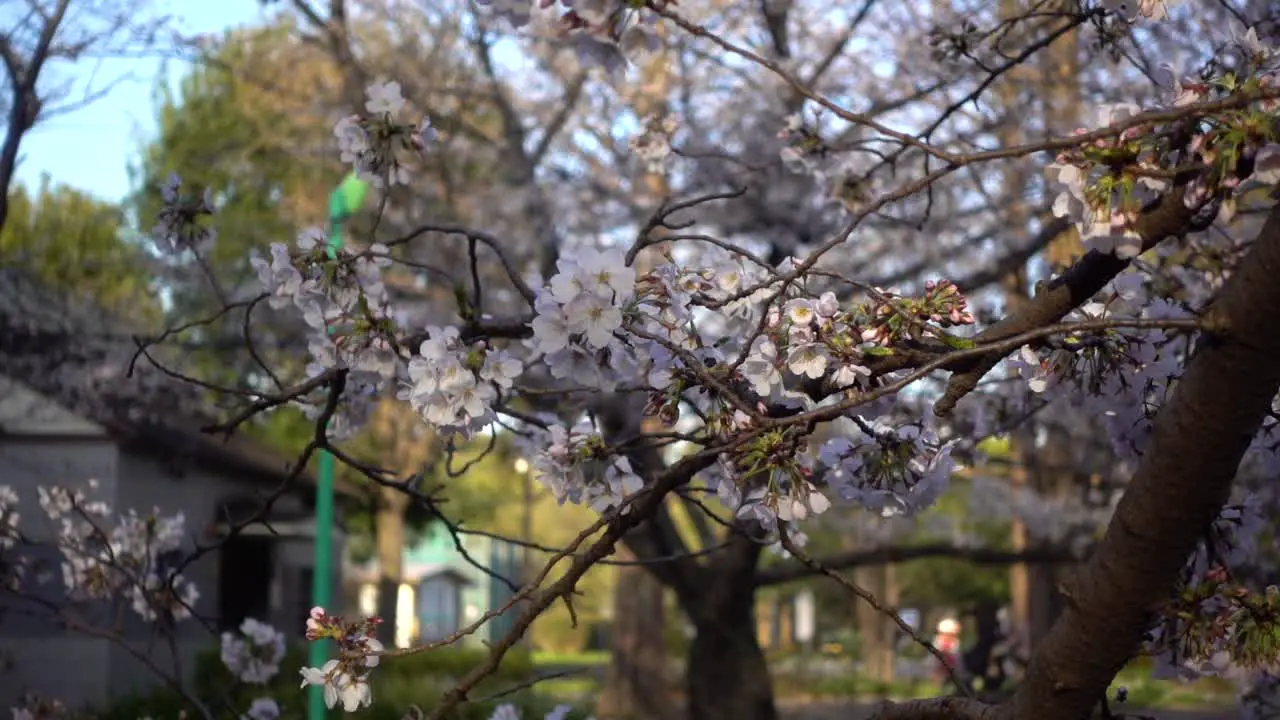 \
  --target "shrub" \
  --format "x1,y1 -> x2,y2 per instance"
92,645 -> 576,720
